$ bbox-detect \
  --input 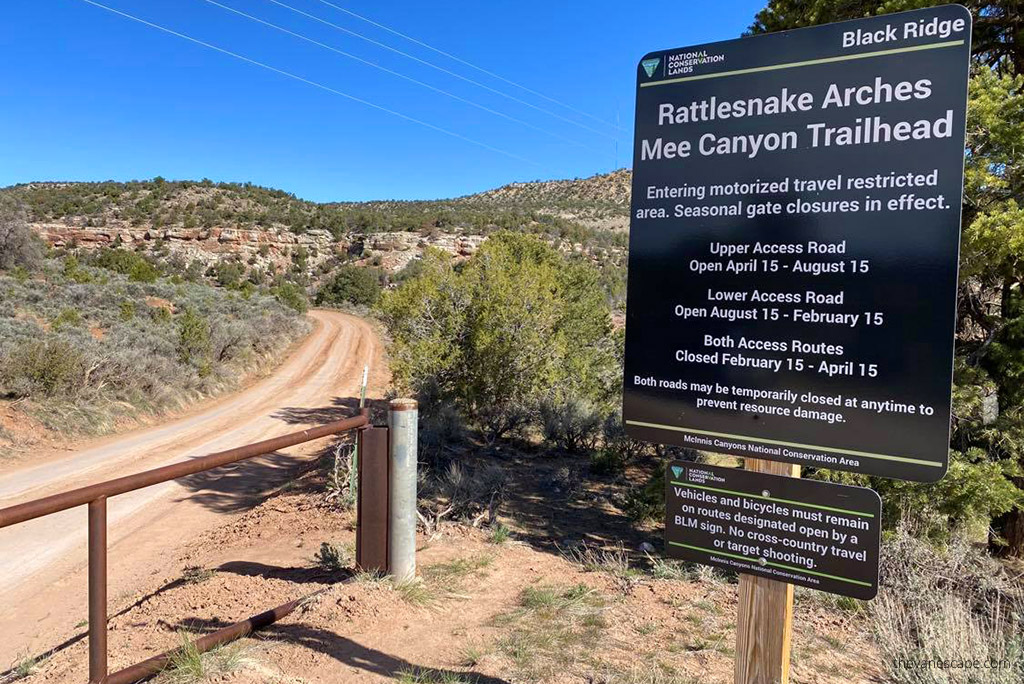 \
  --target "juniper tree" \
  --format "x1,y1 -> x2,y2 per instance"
750,0 -> 1024,552
377,234 -> 617,442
